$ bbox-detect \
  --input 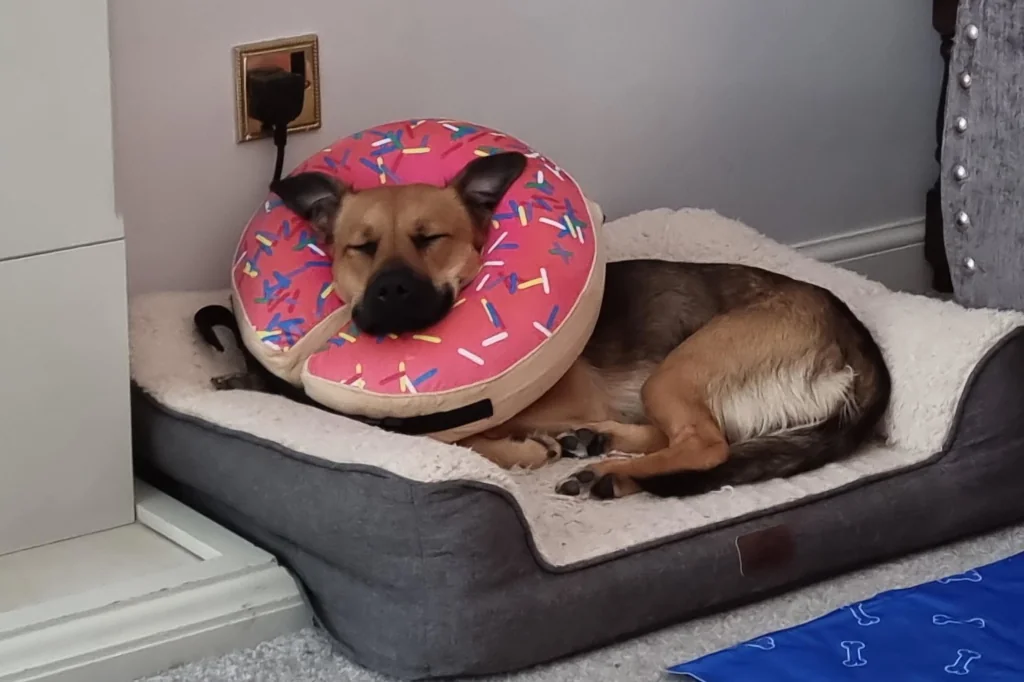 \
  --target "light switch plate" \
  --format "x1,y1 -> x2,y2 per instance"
233,34 -> 321,143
